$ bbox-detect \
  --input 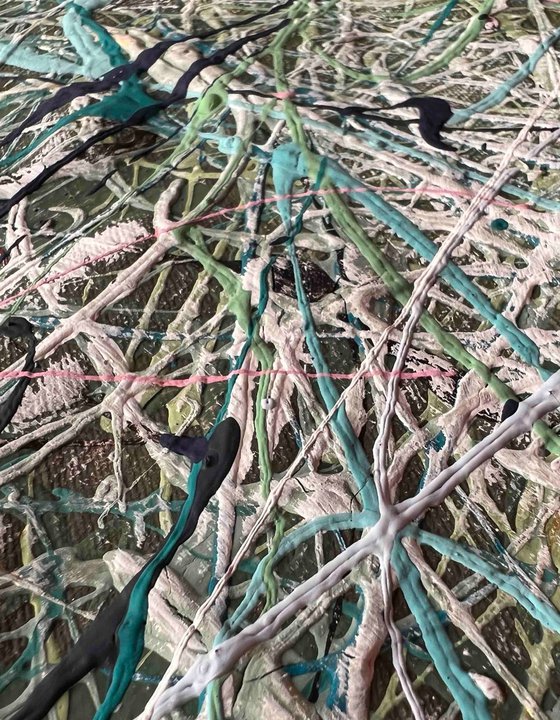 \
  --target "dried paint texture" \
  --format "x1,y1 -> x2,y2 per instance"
1,2 -> 560,720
